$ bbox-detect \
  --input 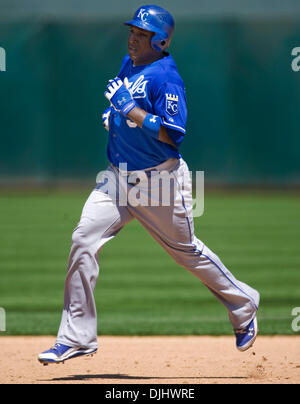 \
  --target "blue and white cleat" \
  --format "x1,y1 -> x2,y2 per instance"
235,317 -> 258,352
38,343 -> 97,365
